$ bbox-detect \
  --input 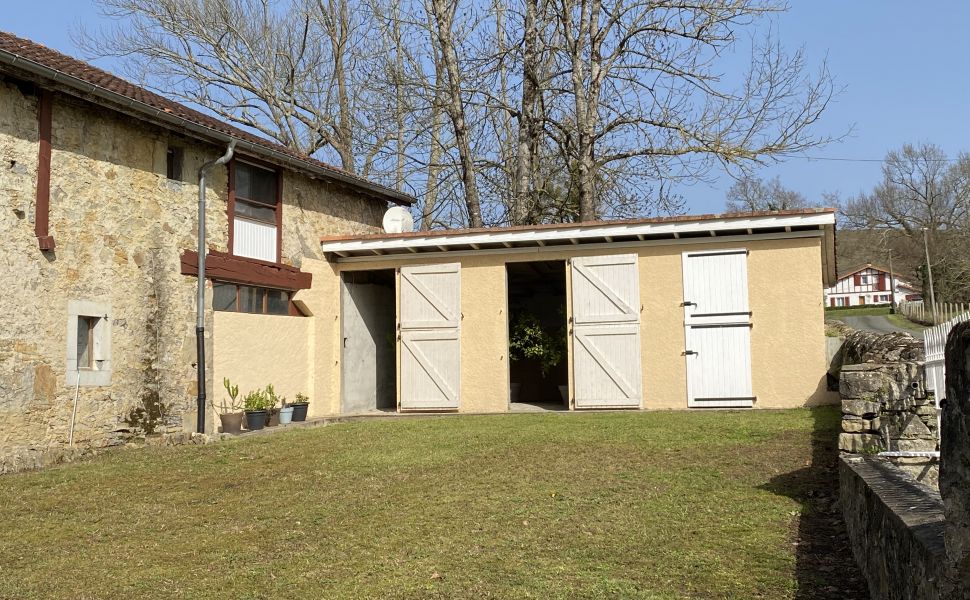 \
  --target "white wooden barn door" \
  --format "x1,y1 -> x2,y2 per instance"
682,250 -> 754,407
570,254 -> 643,408
399,263 -> 461,410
